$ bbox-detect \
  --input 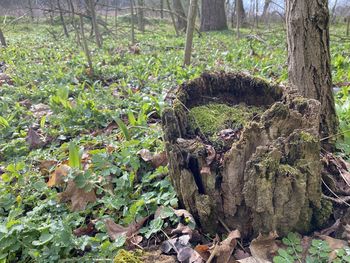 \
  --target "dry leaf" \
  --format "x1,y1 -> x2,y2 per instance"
194,245 -> 210,261
30,103 -> 52,119
209,230 -> 241,263
73,222 -> 96,237
47,164 -> 70,187
138,149 -> 154,162
105,216 -> 148,242
58,181 -> 96,211
151,151 -> 168,168
138,149 -> 168,168
237,257 -> 259,263
26,127 -> 45,149
249,232 -> 279,263
0,73 -> 13,86
39,160 -> 57,175
234,249 -> 251,260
